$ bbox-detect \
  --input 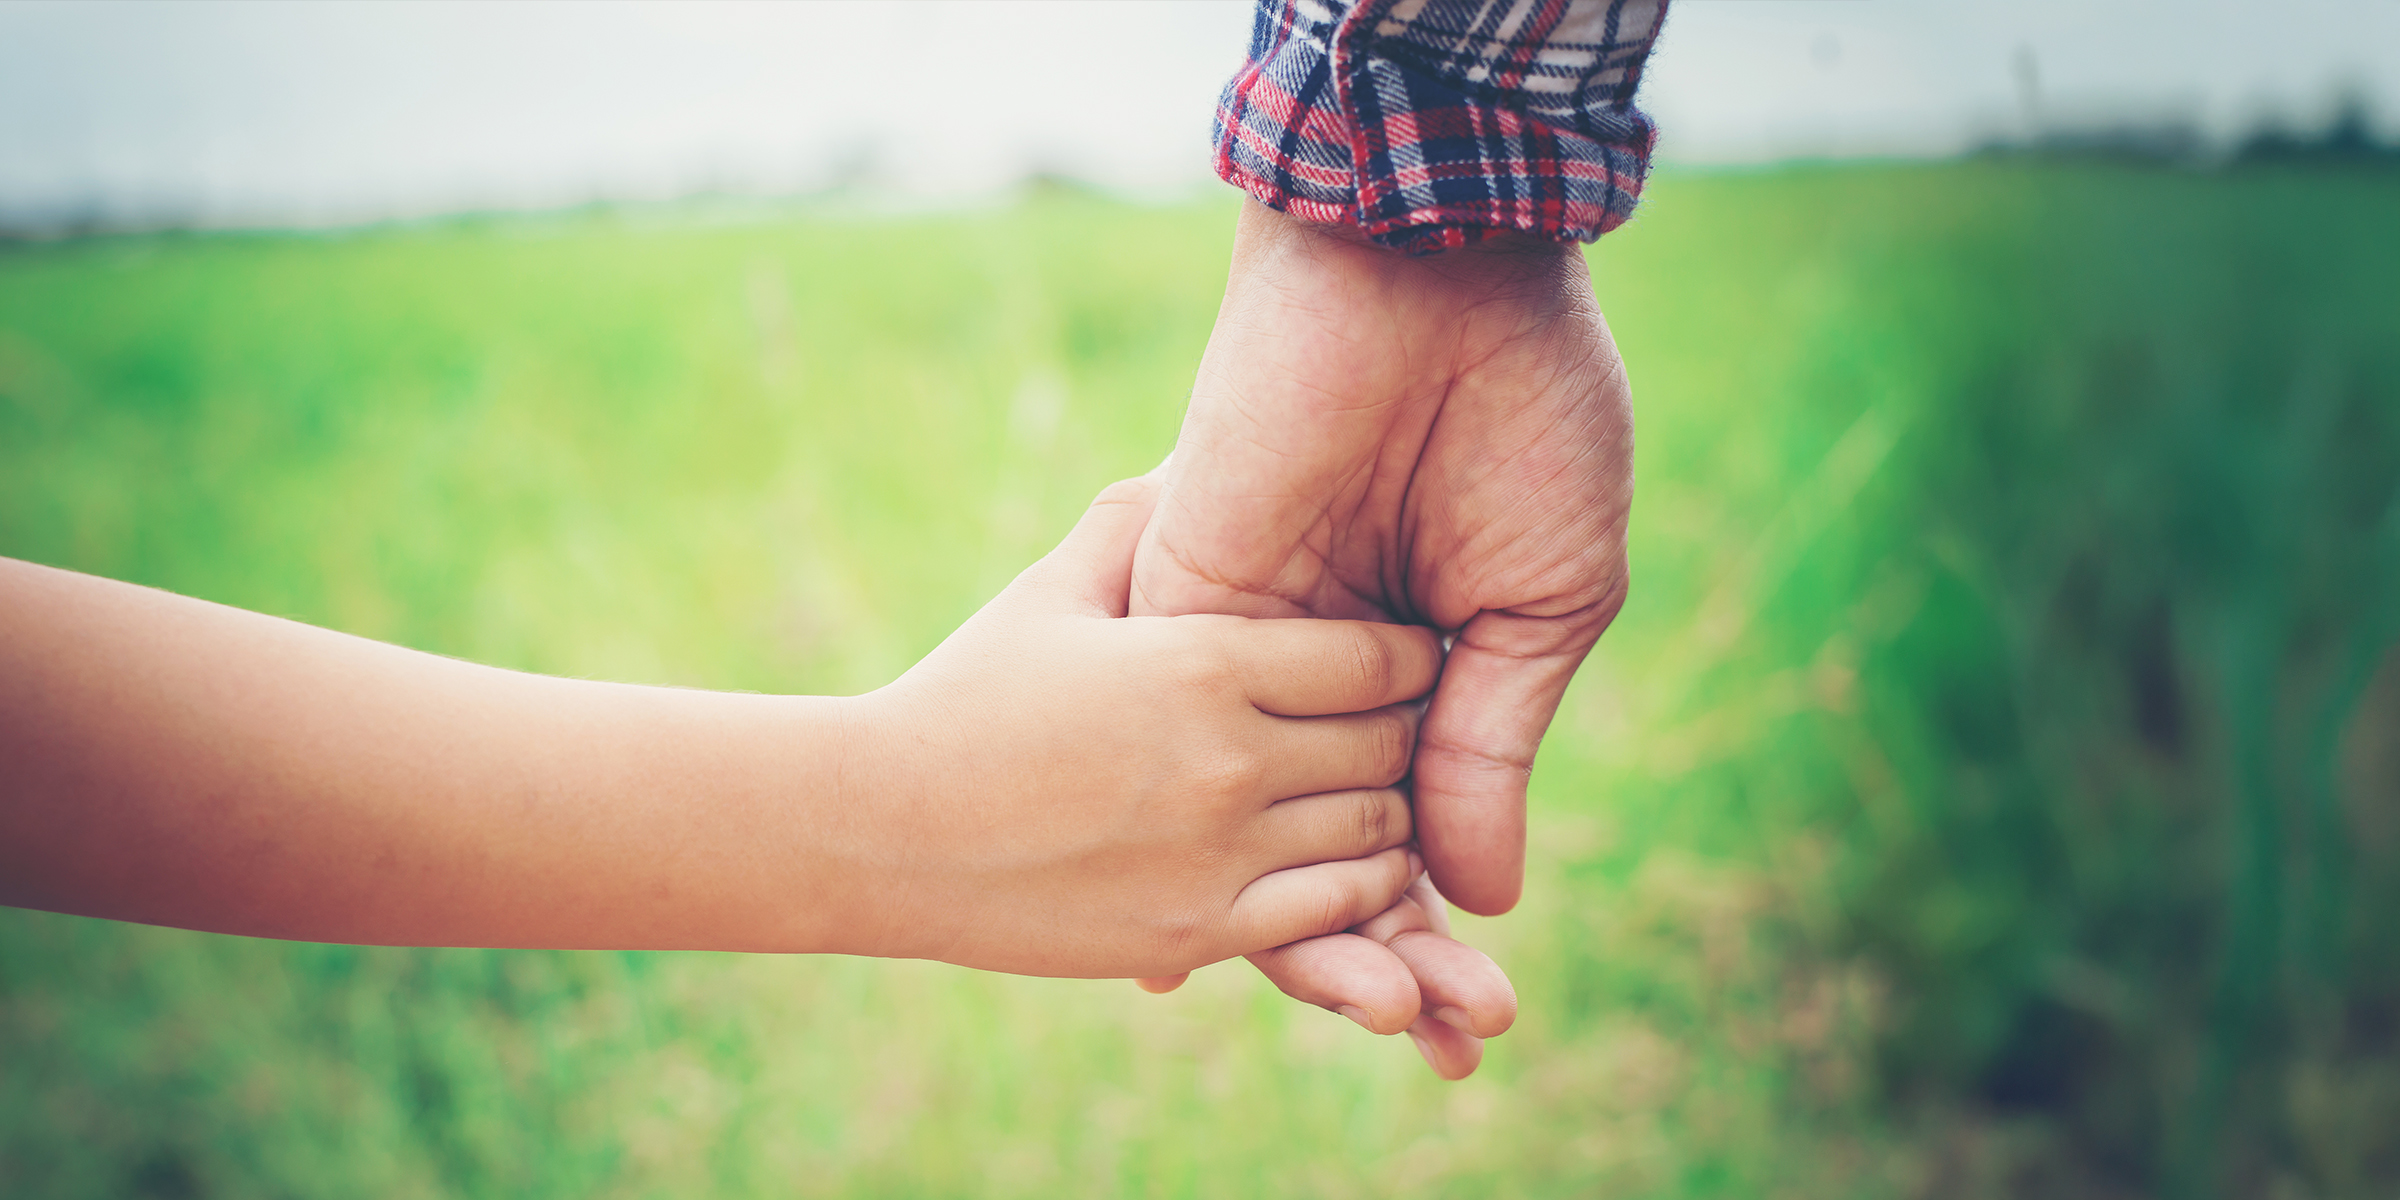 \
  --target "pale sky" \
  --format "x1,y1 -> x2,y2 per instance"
2,0 -> 2395,231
